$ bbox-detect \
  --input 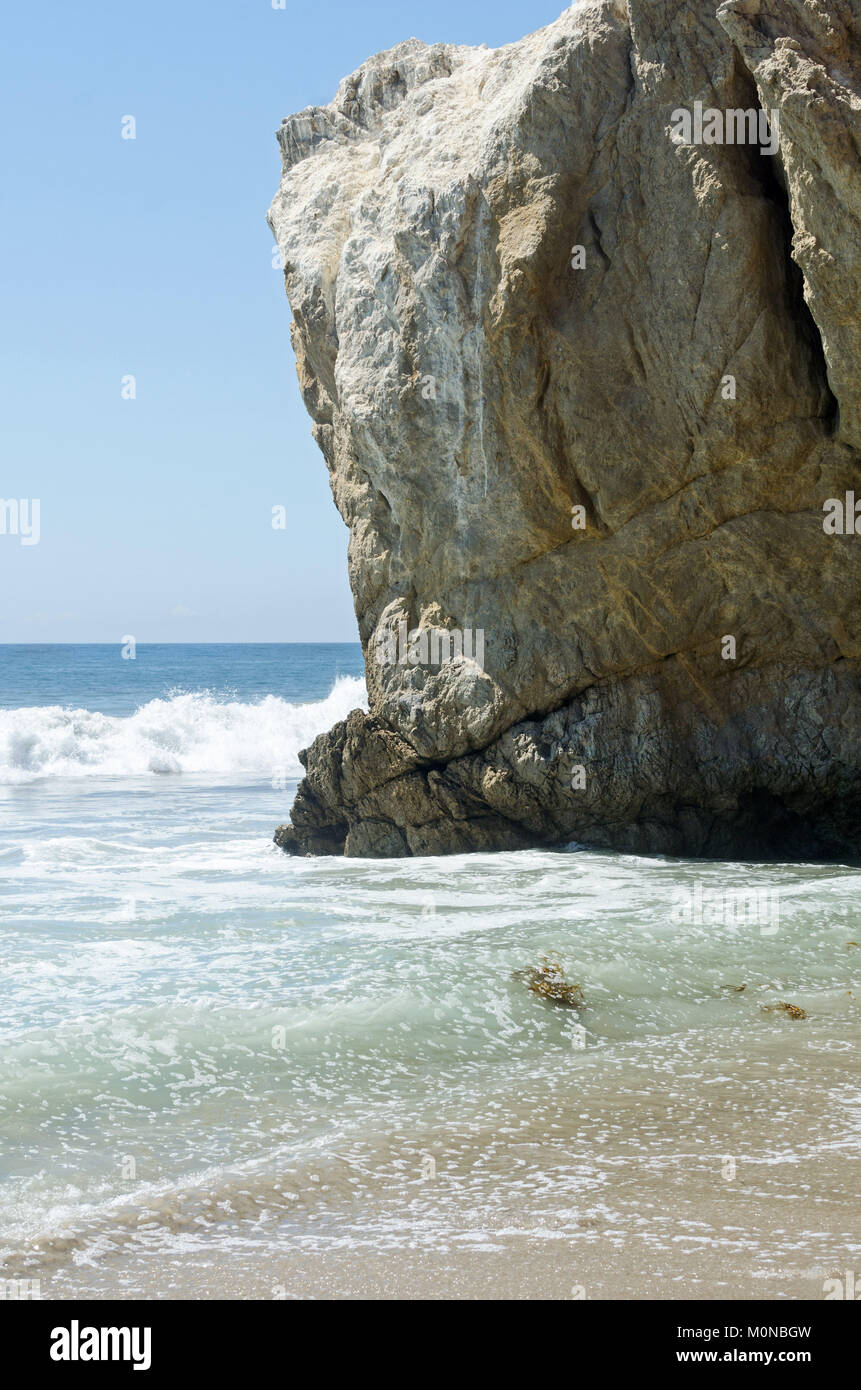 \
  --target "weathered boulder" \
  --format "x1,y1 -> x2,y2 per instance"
269,0 -> 861,859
